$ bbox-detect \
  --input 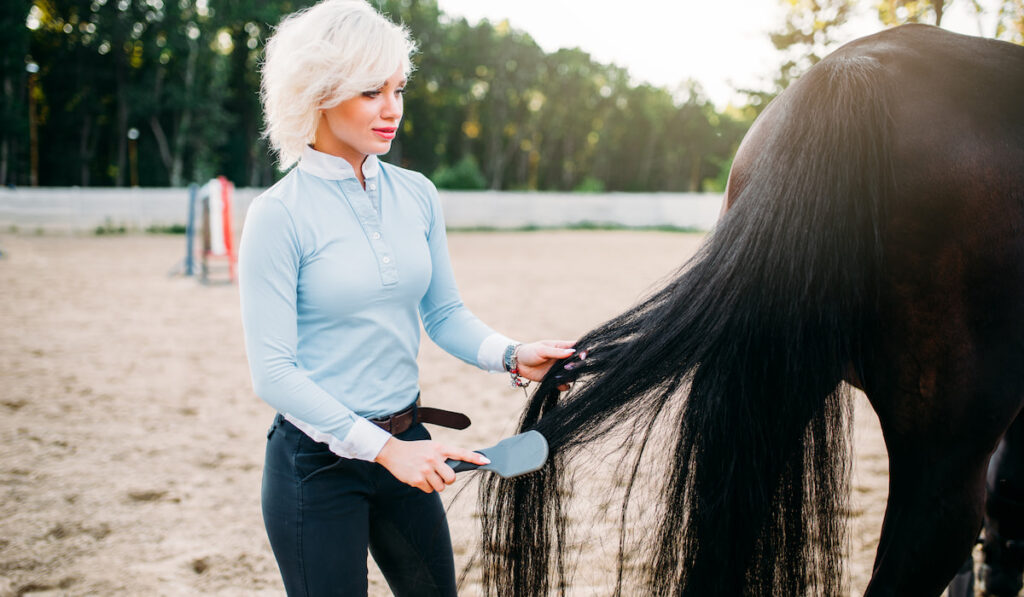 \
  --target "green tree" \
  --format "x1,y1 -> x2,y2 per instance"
1,1 -> 33,186
877,0 -> 951,26
15,0 -> 755,191
971,0 -> 1024,43
431,155 -> 486,189
211,1 -> 318,187
874,0 -> 1023,43
375,0 -> 468,177
770,0 -> 857,91
26,0 -> 235,186
995,0 -> 1024,42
